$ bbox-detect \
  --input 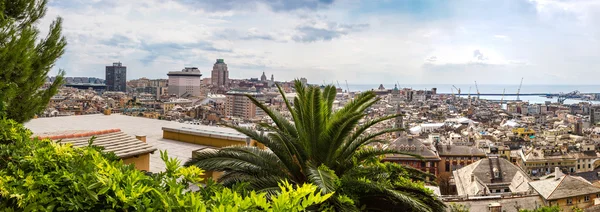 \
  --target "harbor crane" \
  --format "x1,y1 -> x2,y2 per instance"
468,86 -> 472,106
474,81 -> 481,100
500,88 -> 505,105
451,87 -> 455,99
345,80 -> 350,93
516,77 -> 524,101
452,85 -> 461,97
